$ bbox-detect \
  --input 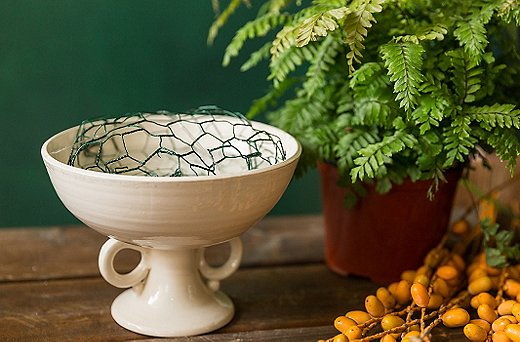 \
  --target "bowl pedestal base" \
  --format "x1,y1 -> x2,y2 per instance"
99,242 -> 237,337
